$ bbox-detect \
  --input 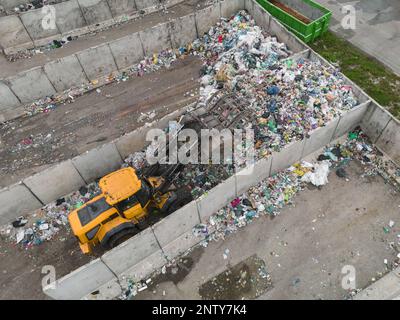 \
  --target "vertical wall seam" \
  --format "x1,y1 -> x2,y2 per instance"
104,0 -> 115,18
132,0 -> 138,11
18,15 -> 35,44
375,118 -> 392,145
41,66 -> 58,93
137,32 -> 146,57
21,181 -> 44,206
74,53 -> 91,83
113,141 -> 125,162
299,138 -> 306,160
4,80 -> 22,104
76,0 -> 89,26
107,43 -> 120,72
70,159 -> 88,184
99,256 -> 124,292
329,116 -> 341,144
